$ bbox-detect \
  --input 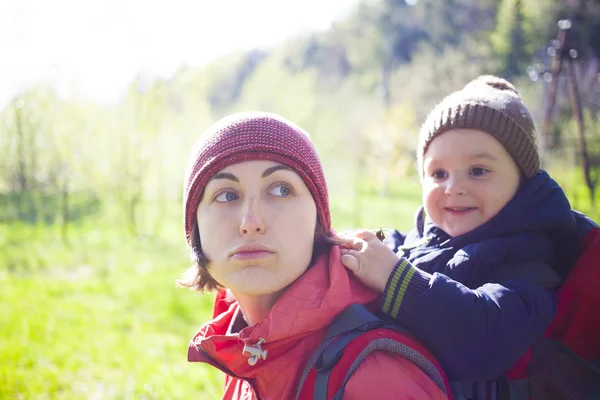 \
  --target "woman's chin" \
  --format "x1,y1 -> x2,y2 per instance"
226,268 -> 302,297
227,277 -> 285,297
